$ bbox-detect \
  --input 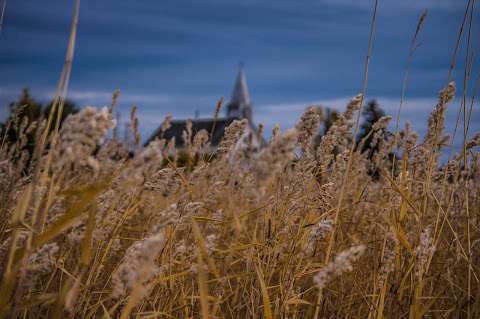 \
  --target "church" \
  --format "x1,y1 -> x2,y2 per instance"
145,65 -> 263,150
